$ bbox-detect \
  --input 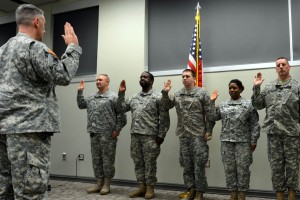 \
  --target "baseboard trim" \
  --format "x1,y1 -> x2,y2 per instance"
50,174 -> 298,199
